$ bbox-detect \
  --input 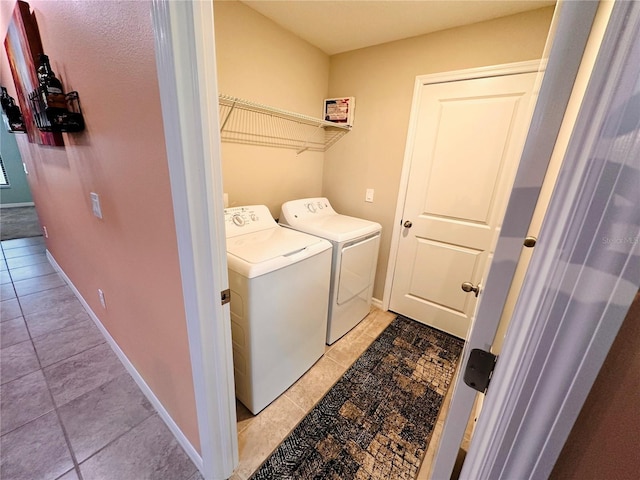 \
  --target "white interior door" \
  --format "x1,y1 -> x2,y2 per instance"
427,2 -> 602,478
390,71 -> 537,339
